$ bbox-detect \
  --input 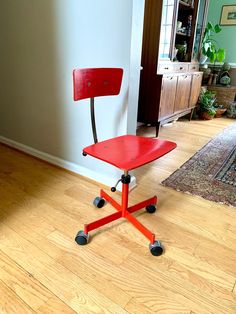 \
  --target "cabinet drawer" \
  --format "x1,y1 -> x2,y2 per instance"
173,63 -> 189,72
188,64 -> 199,72
158,64 -> 174,73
